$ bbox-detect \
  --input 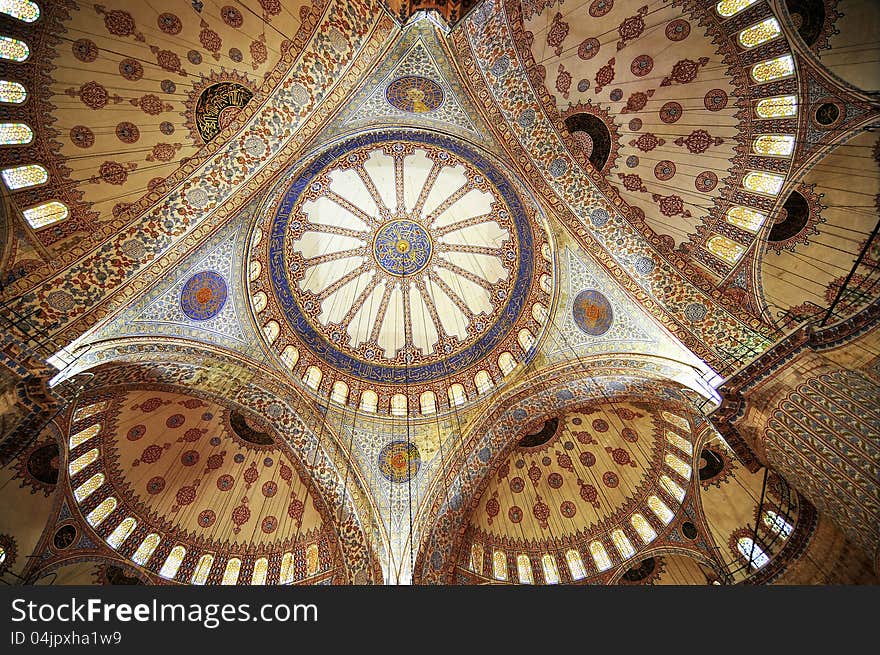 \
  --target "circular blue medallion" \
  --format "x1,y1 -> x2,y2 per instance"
373,219 -> 432,276
385,76 -> 444,113
377,441 -> 421,483
180,271 -> 227,320
572,289 -> 613,336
